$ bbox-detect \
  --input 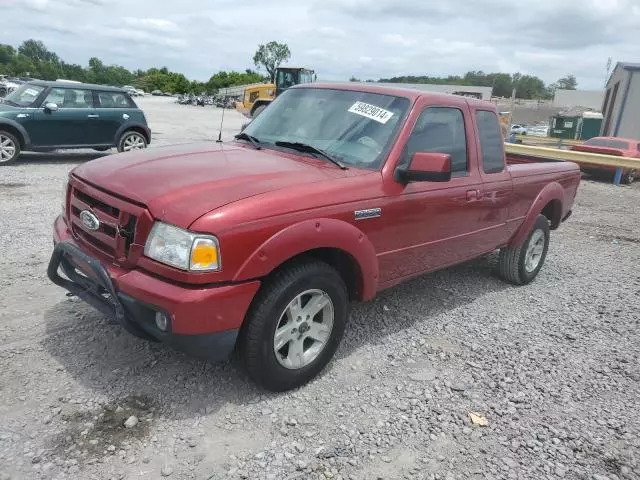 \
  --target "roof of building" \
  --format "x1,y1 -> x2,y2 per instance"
618,62 -> 640,70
